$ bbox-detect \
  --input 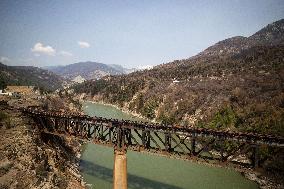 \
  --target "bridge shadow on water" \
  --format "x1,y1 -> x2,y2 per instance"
80,159 -> 183,189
